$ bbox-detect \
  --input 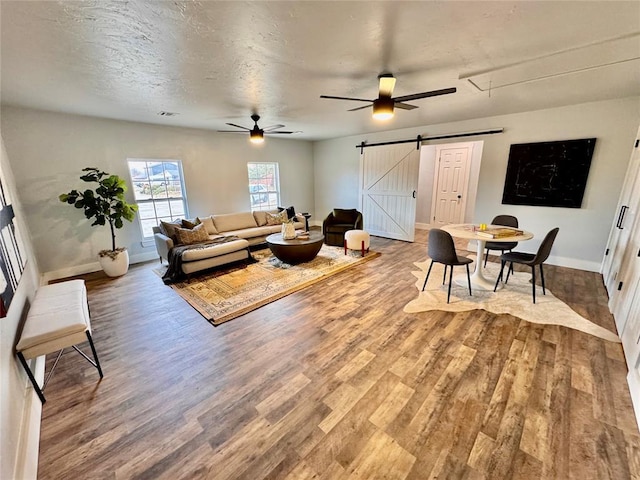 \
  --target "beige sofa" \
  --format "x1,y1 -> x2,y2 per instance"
153,210 -> 305,275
